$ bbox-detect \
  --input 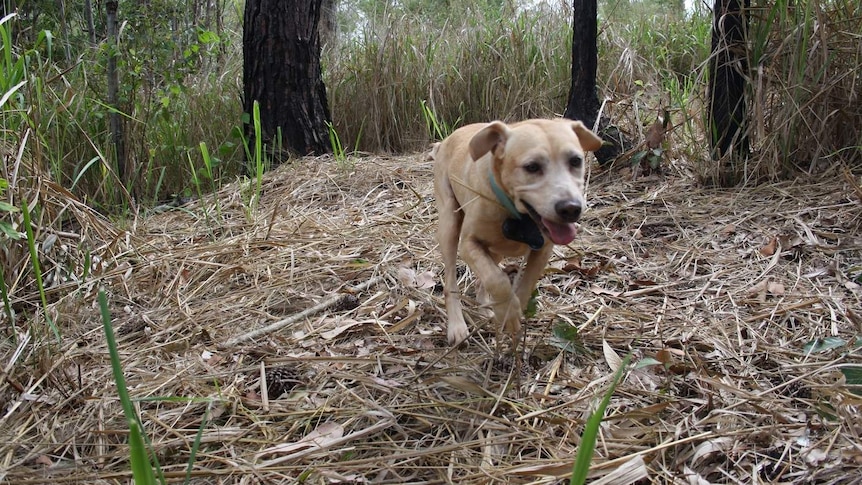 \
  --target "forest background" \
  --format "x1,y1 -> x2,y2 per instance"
3,0 -> 860,215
